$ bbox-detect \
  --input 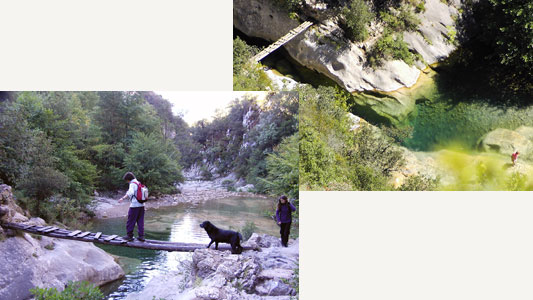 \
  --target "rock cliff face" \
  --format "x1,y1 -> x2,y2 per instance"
234,0 -> 465,93
126,233 -> 299,300
0,185 -> 124,300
